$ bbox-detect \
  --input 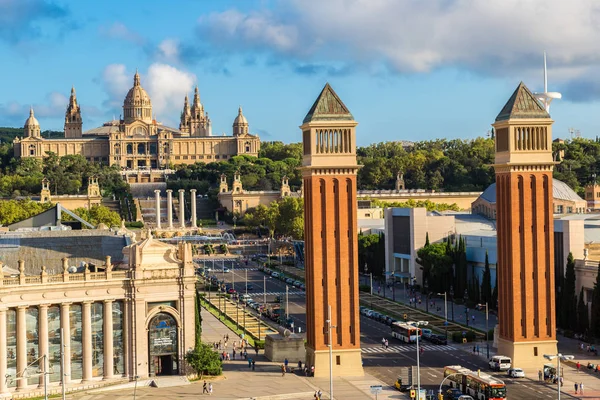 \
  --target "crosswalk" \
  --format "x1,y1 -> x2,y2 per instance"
361,344 -> 457,353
